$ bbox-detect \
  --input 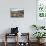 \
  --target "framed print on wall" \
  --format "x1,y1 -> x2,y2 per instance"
10,8 -> 24,18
